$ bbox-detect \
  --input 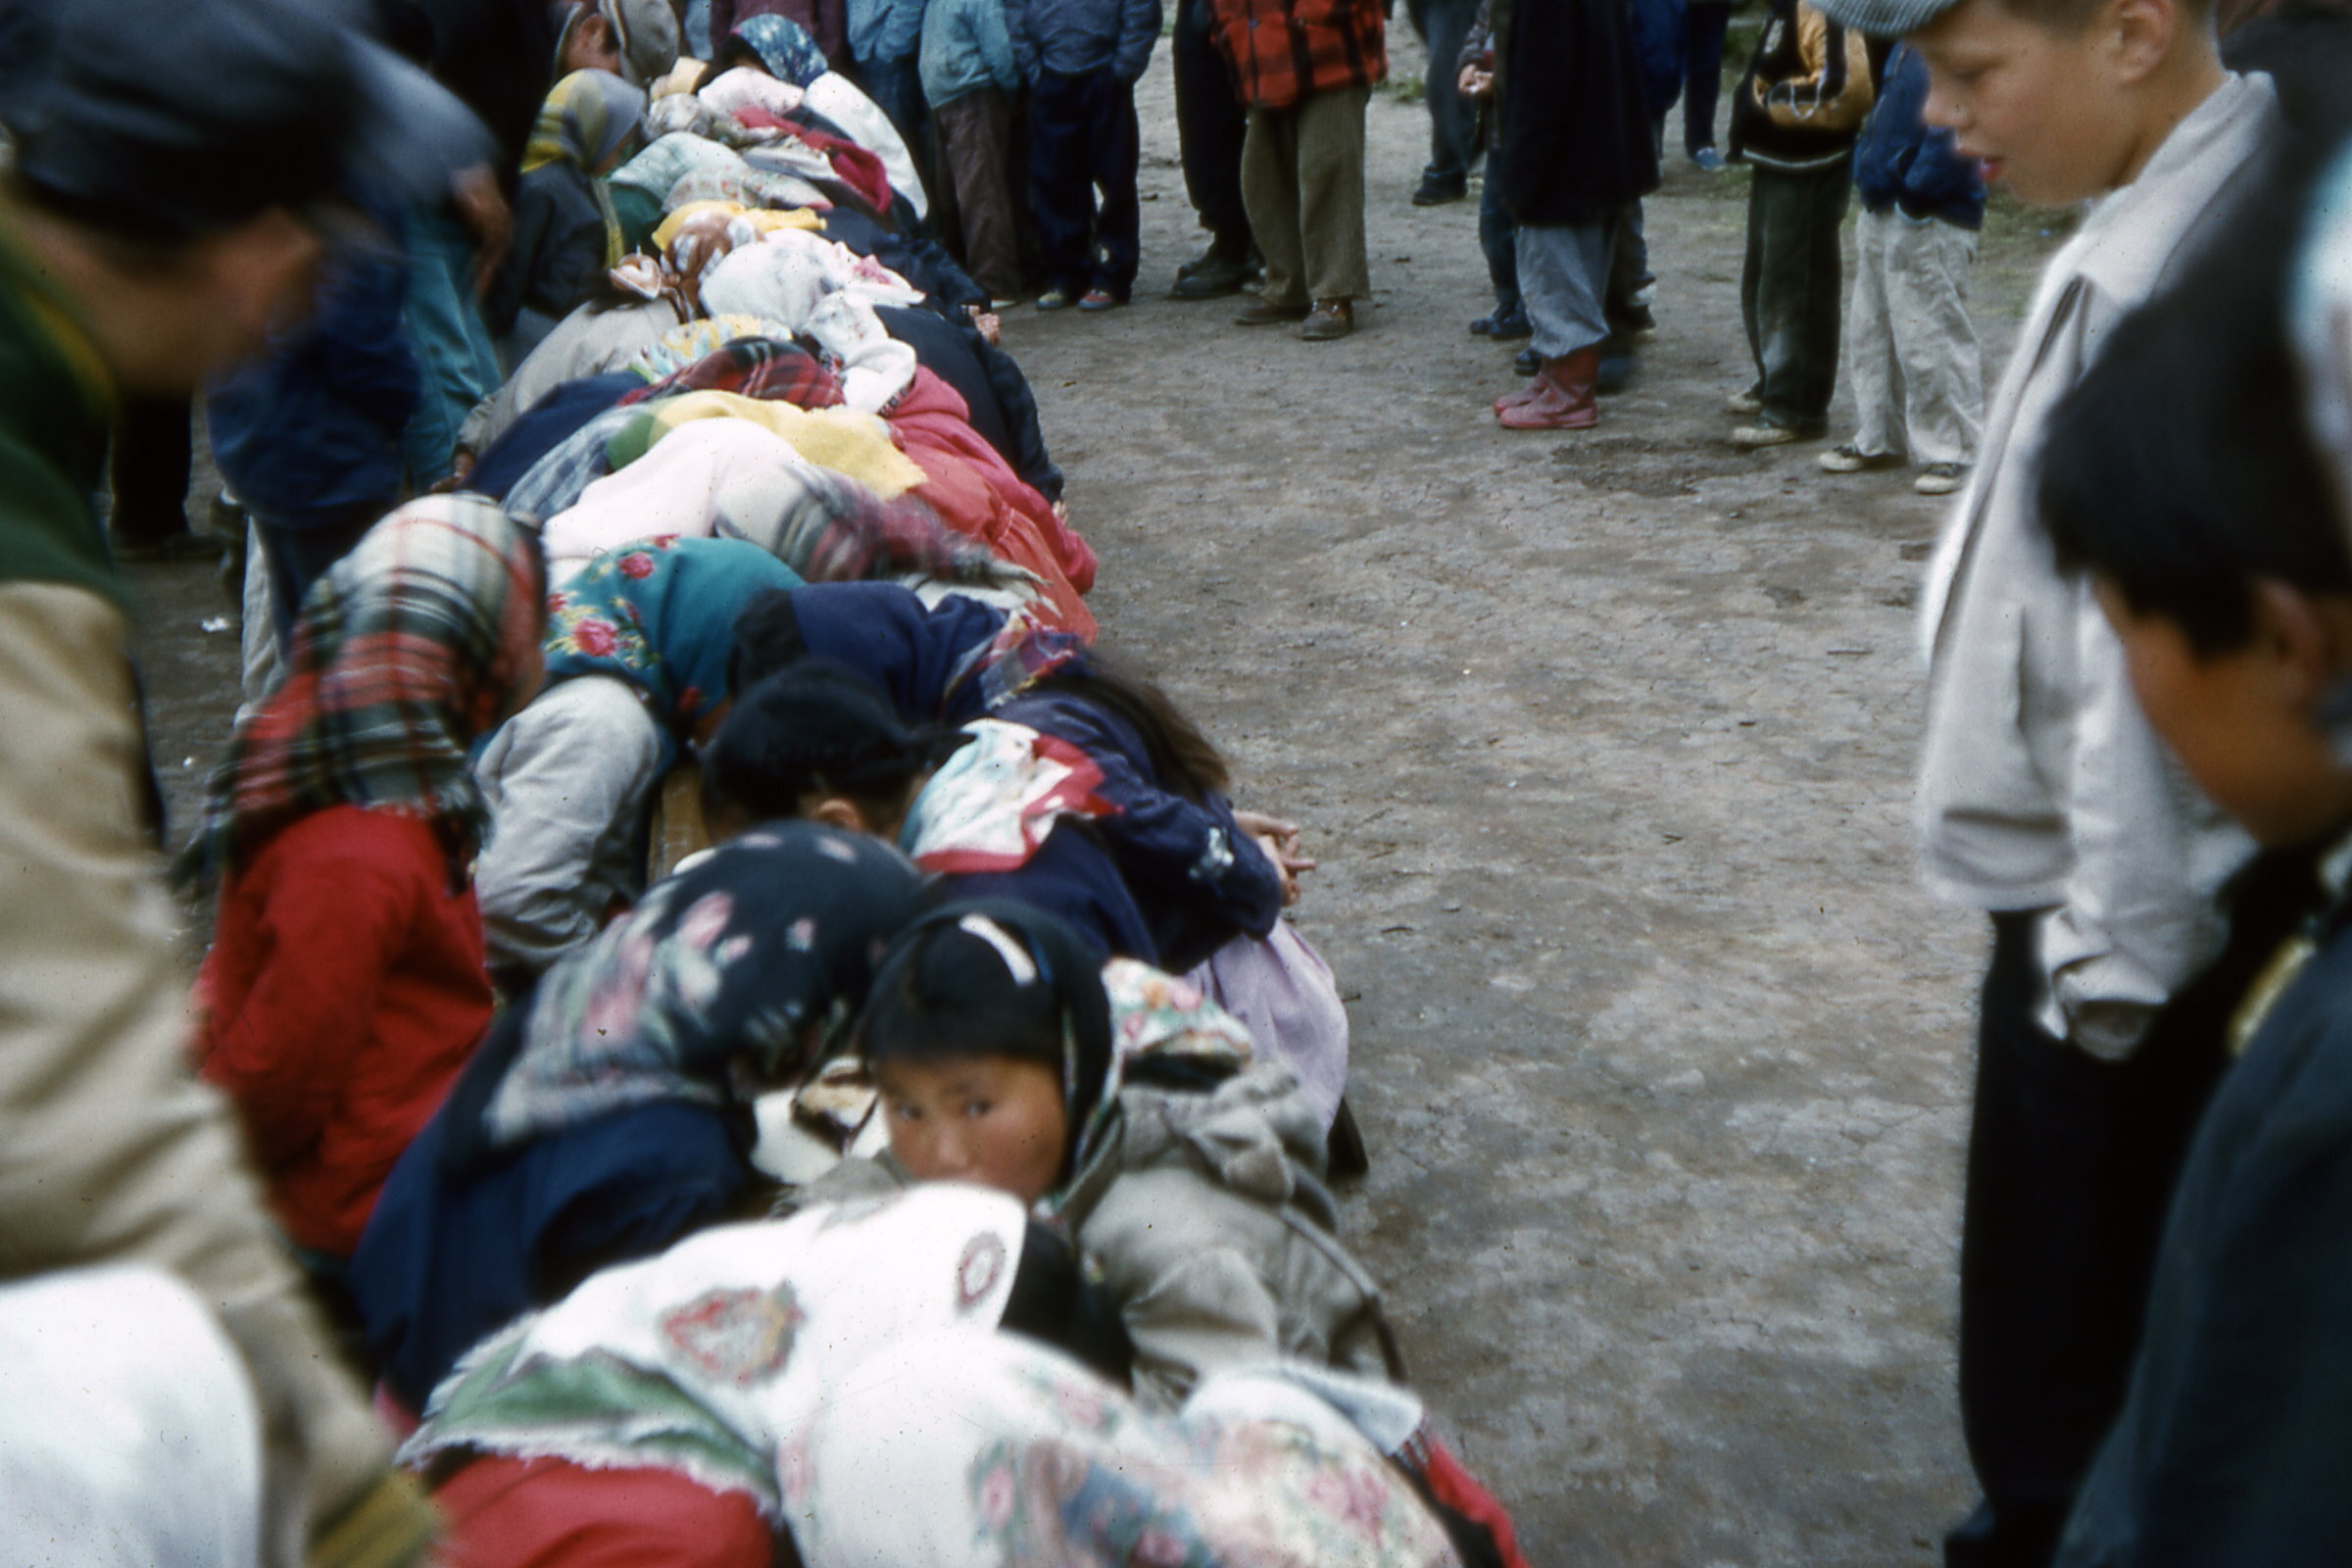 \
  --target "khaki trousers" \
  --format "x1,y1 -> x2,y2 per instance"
1241,84 -> 1372,307
1843,206 -> 1984,466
